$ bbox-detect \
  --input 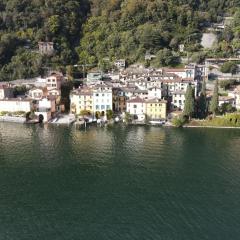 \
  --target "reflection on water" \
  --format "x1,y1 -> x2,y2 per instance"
0,123 -> 240,239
